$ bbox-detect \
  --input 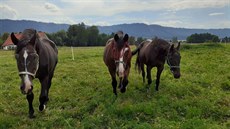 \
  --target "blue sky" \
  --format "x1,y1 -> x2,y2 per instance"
0,0 -> 229,29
